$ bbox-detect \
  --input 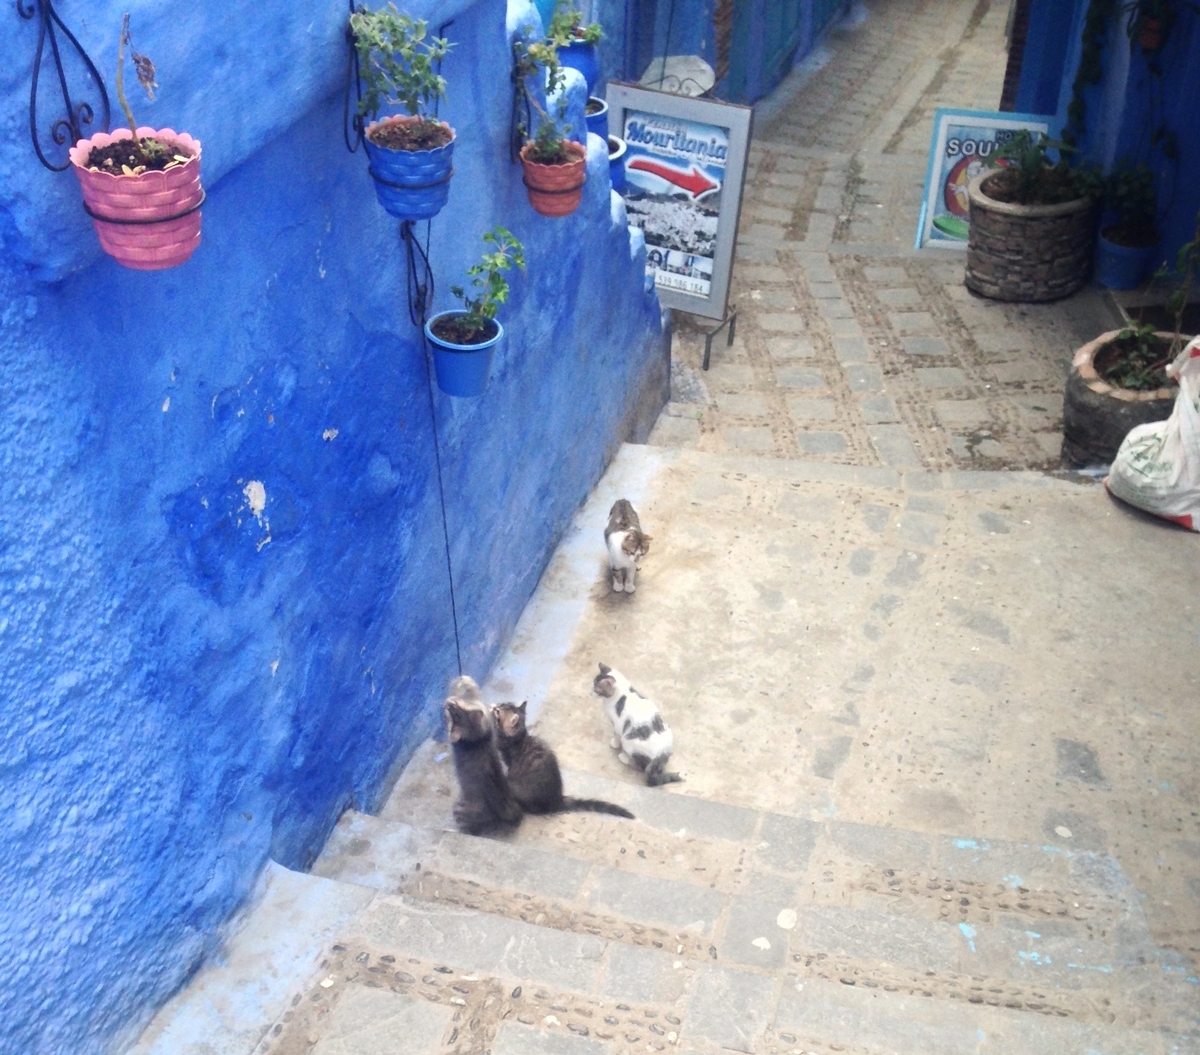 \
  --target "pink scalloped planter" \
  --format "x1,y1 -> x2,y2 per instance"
69,127 -> 204,271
